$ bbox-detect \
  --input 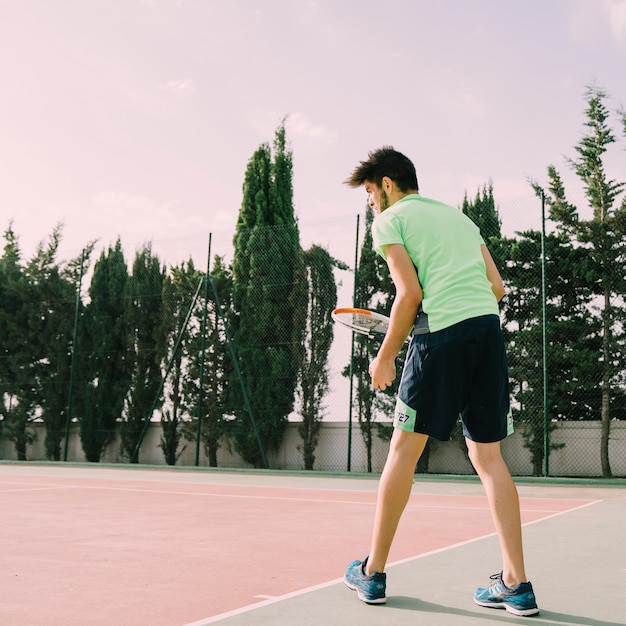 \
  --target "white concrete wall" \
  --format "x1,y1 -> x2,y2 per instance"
1,421 -> 624,478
